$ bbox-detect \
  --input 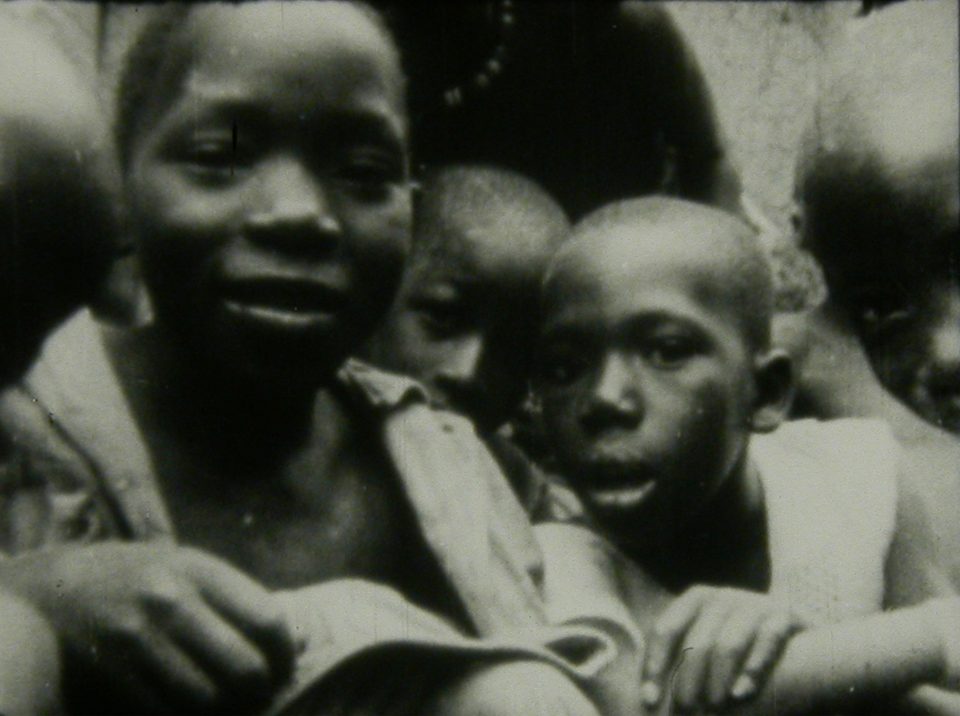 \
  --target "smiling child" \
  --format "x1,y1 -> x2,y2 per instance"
0,5 -> 602,714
